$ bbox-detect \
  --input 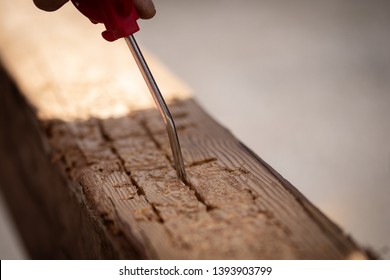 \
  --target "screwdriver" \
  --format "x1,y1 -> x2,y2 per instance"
71,0 -> 188,184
